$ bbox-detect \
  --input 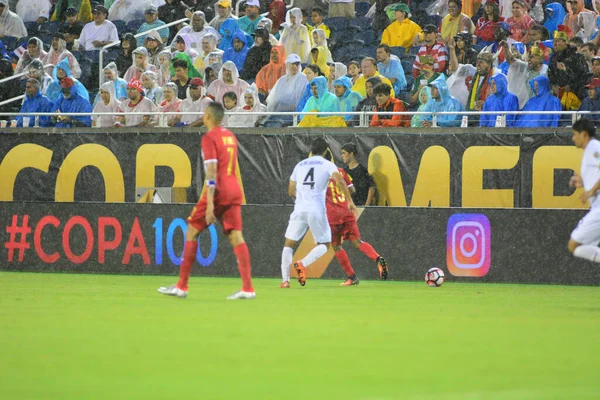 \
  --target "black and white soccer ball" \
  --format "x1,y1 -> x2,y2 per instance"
425,267 -> 445,287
